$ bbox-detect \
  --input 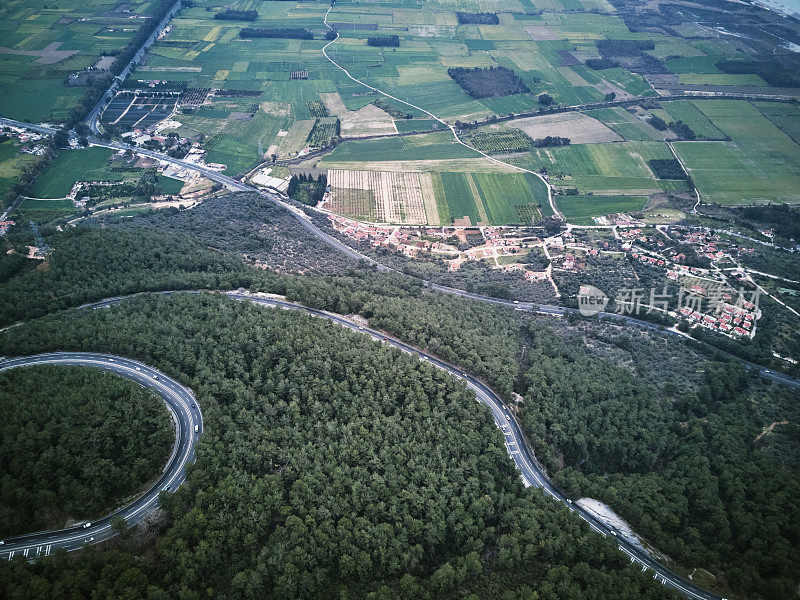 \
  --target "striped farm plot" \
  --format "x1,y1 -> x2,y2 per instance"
327,170 -> 433,224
